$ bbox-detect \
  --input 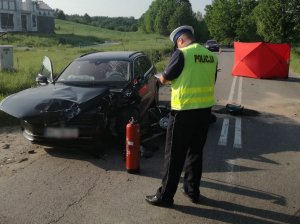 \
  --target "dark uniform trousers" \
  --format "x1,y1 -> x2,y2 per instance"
156,107 -> 211,201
